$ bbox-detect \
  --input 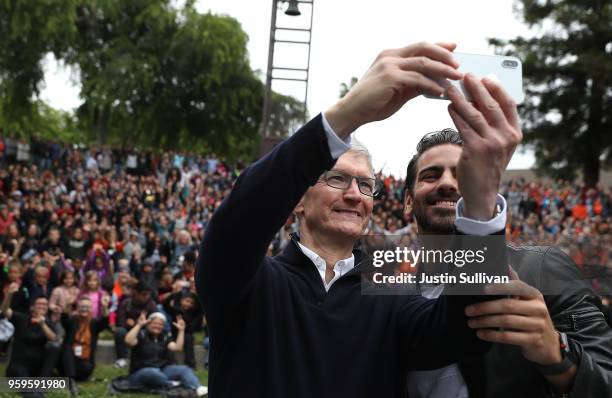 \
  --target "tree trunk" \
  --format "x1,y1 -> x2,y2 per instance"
582,146 -> 600,188
96,104 -> 110,144
582,76 -> 605,187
